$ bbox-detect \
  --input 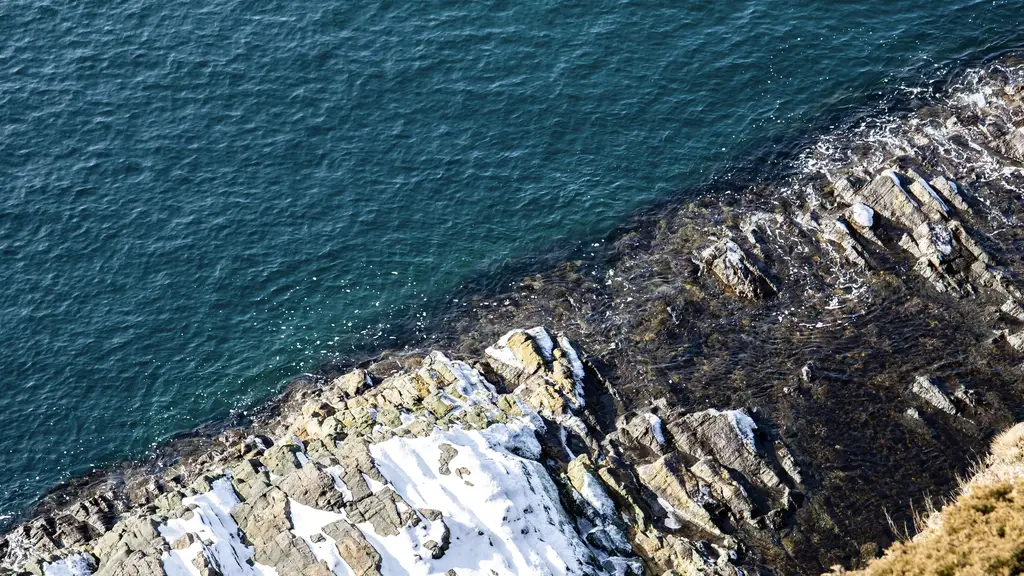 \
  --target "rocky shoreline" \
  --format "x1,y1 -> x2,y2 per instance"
5,56 -> 1024,575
